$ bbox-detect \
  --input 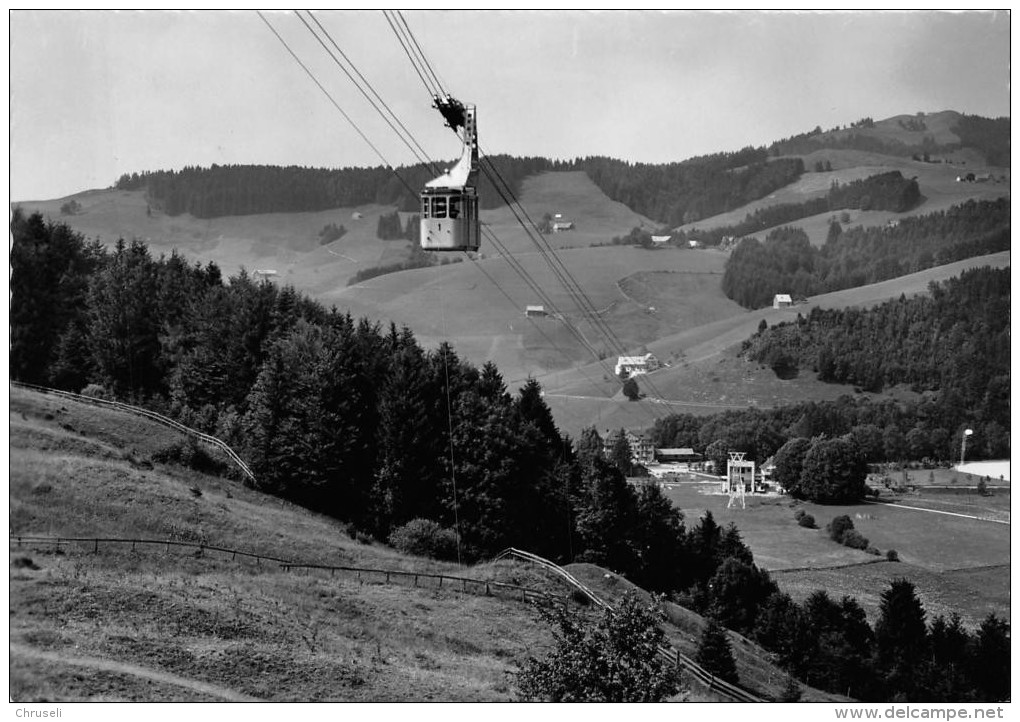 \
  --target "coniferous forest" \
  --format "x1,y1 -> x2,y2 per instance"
721,198 -> 1010,309
10,208 -> 1009,701
114,150 -> 806,228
